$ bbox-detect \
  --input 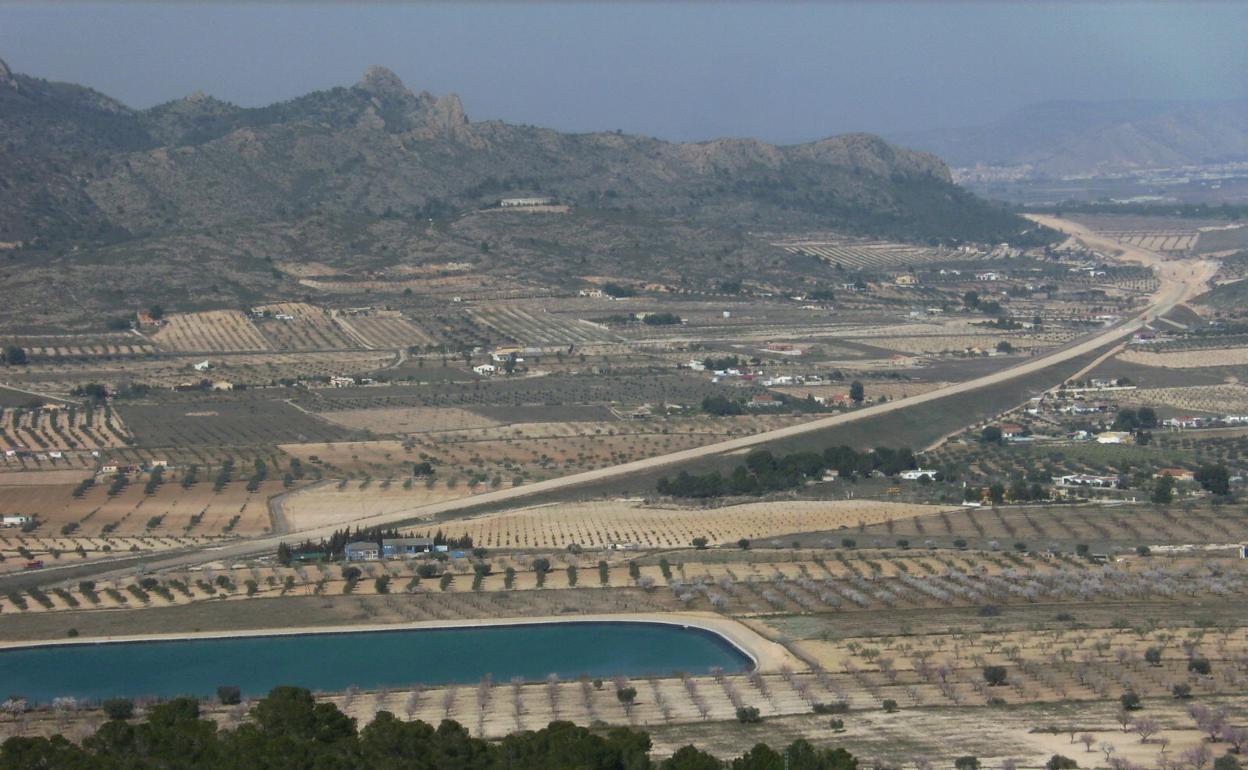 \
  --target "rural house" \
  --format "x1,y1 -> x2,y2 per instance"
1,515 -> 30,528
1153,468 -> 1195,482
381,537 -> 434,558
344,542 -> 380,561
